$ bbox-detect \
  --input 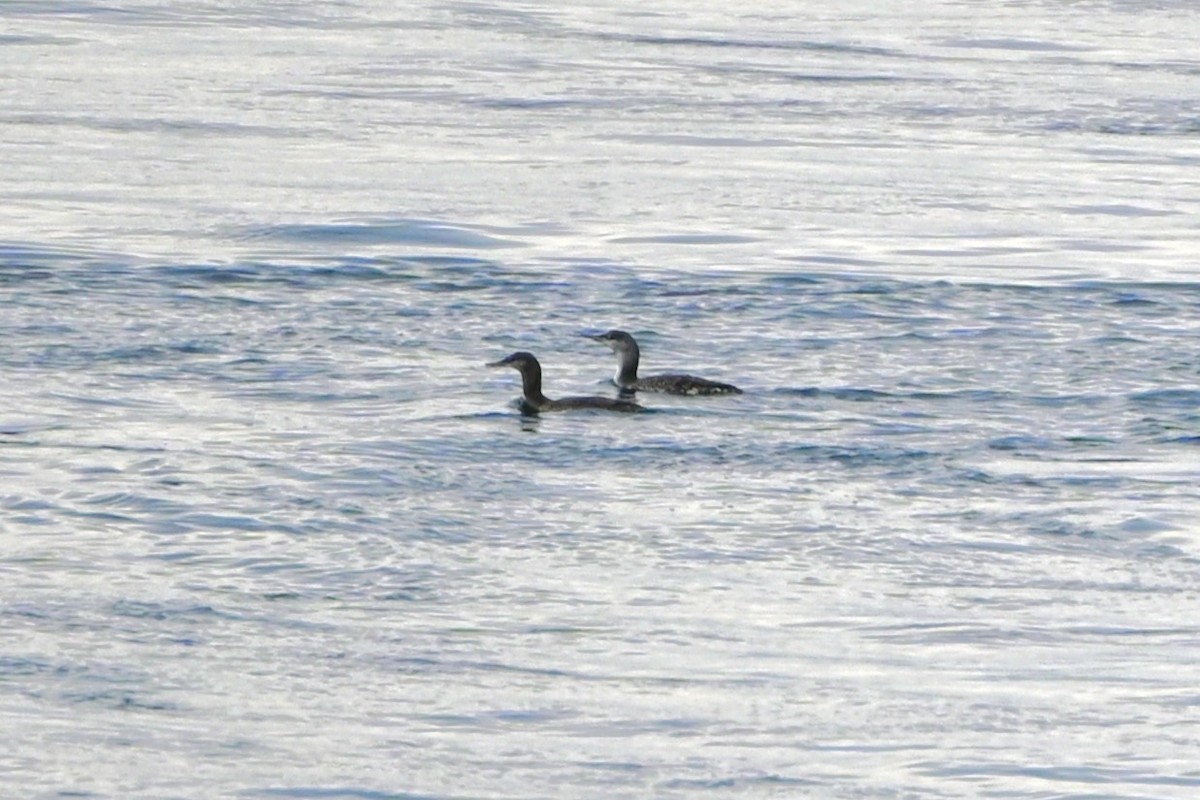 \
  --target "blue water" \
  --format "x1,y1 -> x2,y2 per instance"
3,2 -> 1200,798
